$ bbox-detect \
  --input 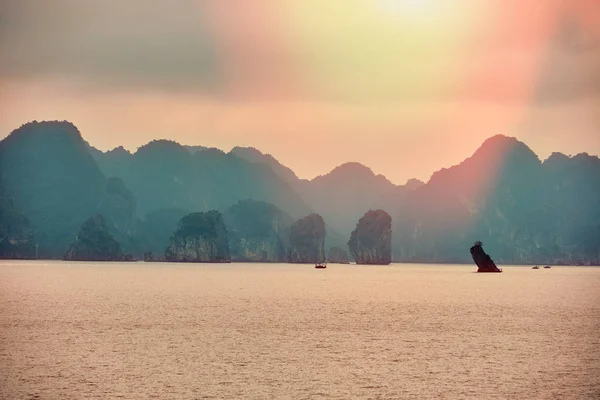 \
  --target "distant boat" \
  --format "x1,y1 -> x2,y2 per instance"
315,263 -> 327,269
544,265 -> 551,269
532,266 -> 540,269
